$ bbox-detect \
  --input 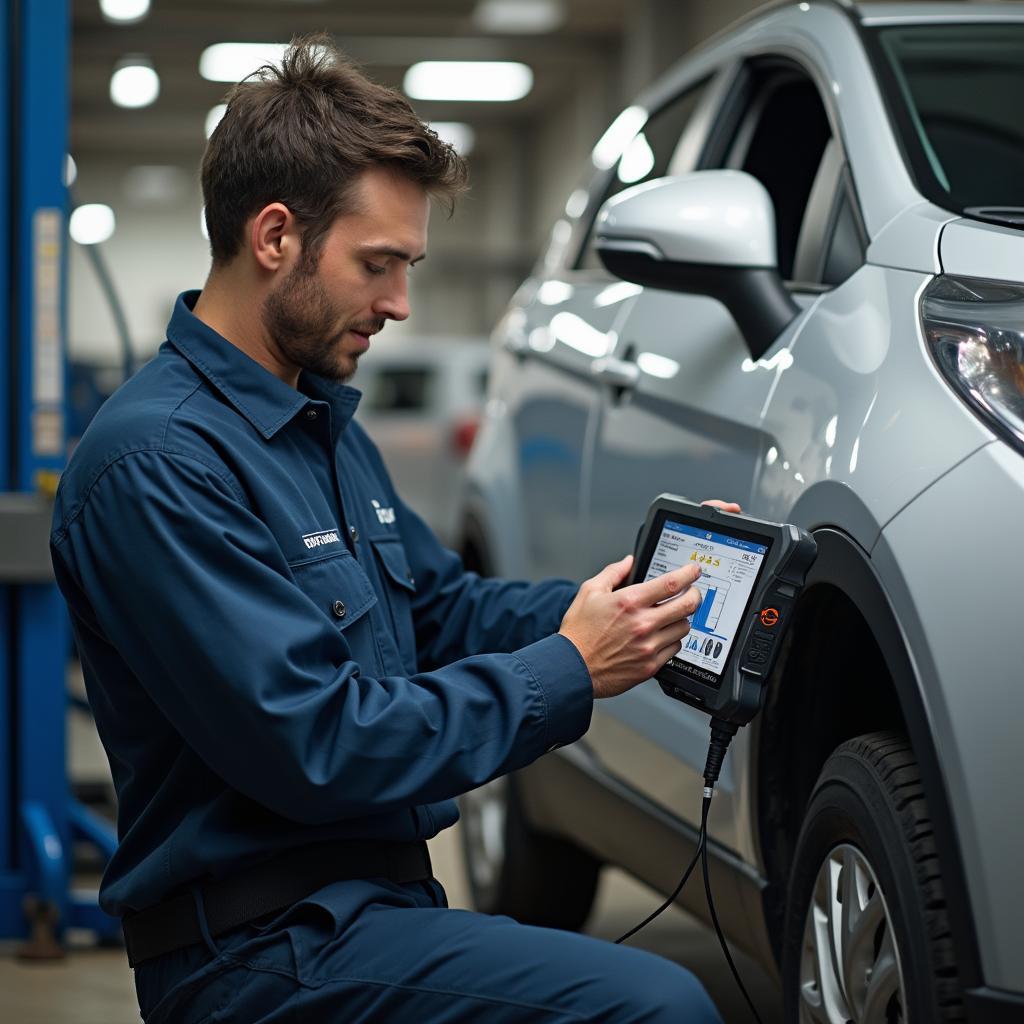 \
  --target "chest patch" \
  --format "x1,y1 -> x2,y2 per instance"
371,499 -> 396,526
302,528 -> 342,550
